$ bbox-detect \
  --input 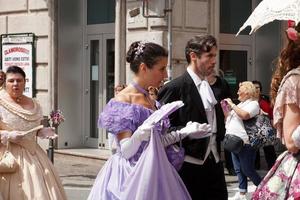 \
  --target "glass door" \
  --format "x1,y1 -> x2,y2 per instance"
218,0 -> 254,101
219,45 -> 252,100
101,35 -> 115,148
84,34 -> 115,148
